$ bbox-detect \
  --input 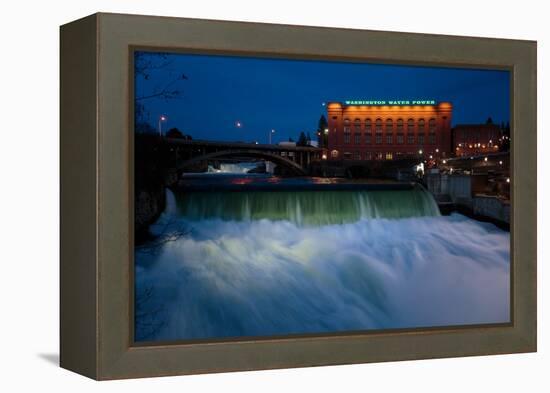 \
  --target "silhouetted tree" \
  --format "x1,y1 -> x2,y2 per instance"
317,115 -> 328,147
165,127 -> 184,138
297,132 -> 308,146
134,52 -> 188,133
